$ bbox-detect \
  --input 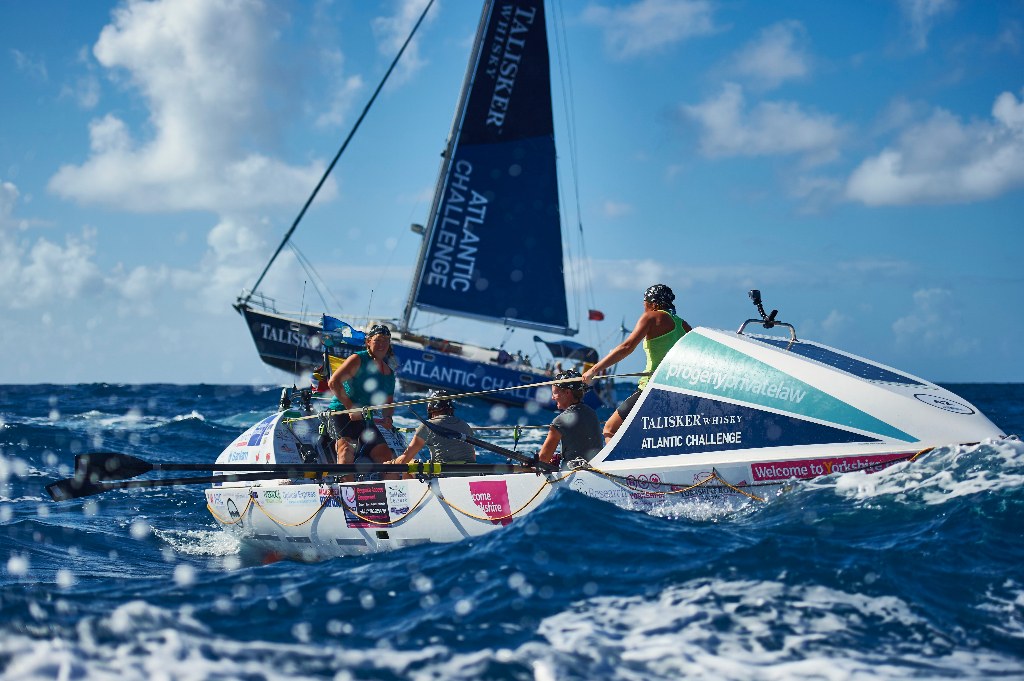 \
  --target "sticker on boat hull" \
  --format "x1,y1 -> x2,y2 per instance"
468,480 -> 512,526
247,415 -> 277,447
750,452 -> 909,481
607,389 -> 882,461
341,484 -> 389,528
651,332 -> 916,442
914,393 -> 974,414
